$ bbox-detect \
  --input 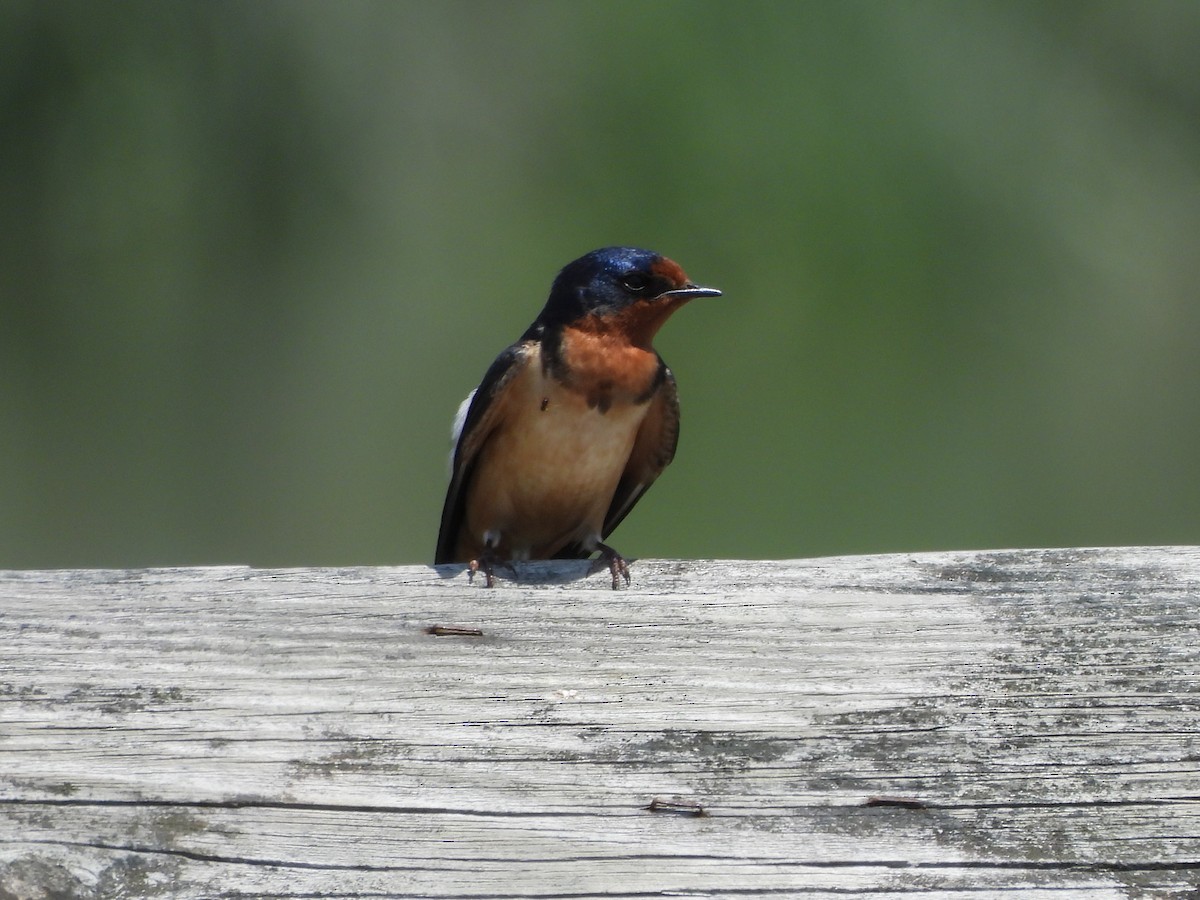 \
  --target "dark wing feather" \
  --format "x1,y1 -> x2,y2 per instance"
603,364 -> 680,538
434,343 -> 528,563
